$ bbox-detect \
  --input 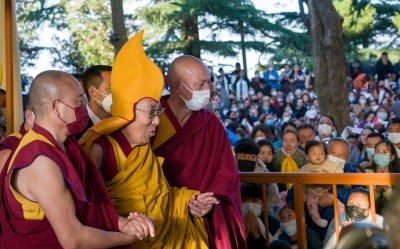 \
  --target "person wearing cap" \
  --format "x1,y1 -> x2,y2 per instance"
0,70 -> 155,248
81,31 -> 218,248
152,54 -> 246,249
